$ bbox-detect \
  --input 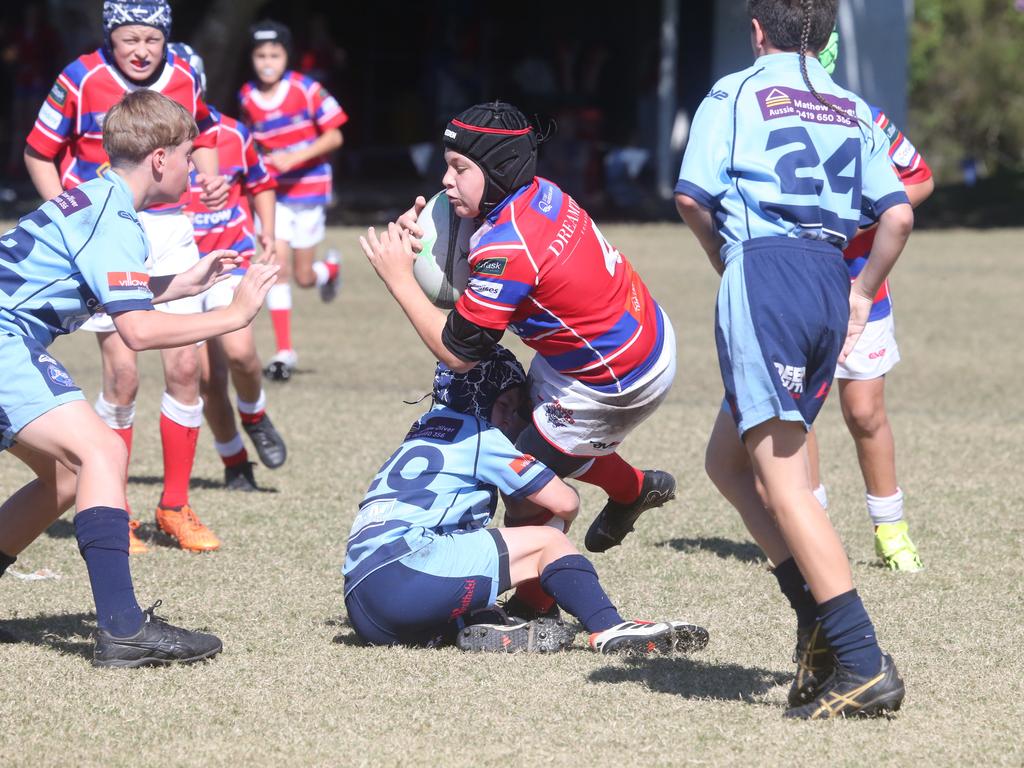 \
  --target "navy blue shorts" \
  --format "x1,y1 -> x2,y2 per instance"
344,528 -> 511,646
715,237 -> 849,435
